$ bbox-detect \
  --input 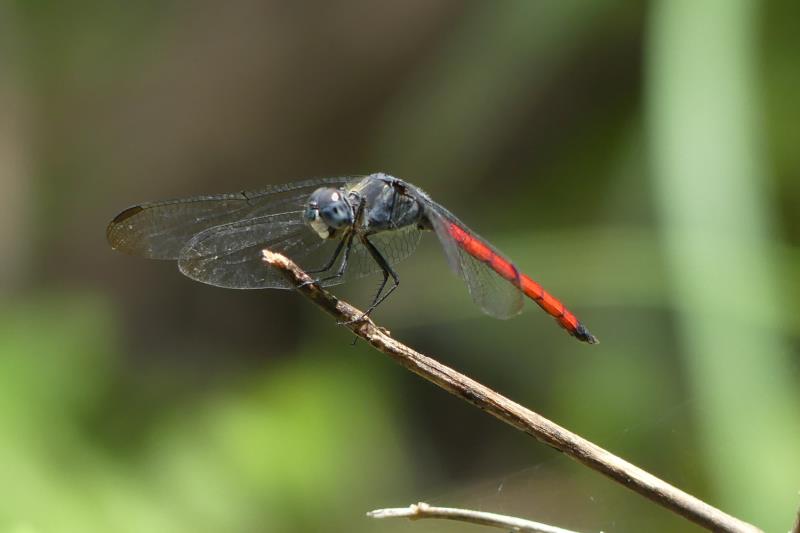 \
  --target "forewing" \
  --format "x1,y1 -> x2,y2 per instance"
177,214 -> 423,290
427,210 -> 523,319
178,211 -> 340,289
107,177 -> 354,260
